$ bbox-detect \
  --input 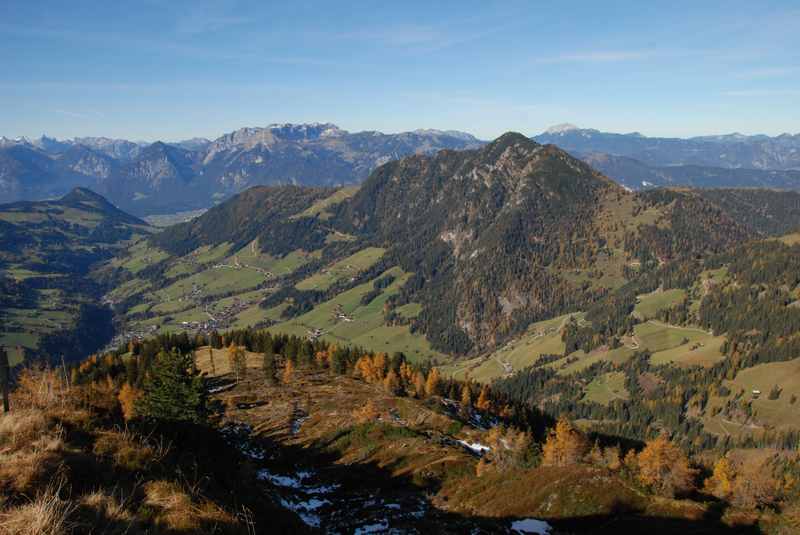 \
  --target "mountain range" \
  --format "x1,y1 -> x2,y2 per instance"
534,123 -> 800,170
0,124 -> 482,215
4,122 -> 800,217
